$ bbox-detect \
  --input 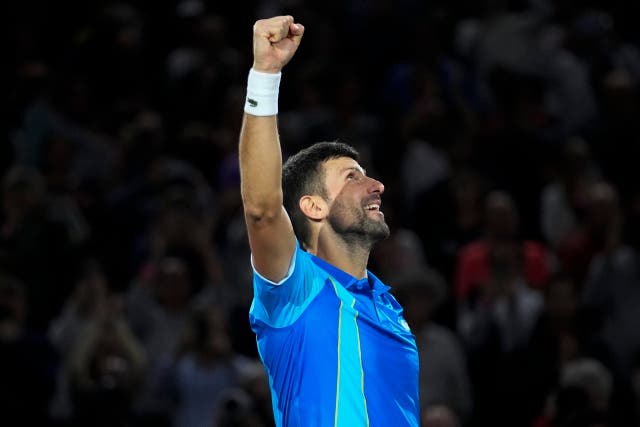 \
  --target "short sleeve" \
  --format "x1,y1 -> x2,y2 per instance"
250,240 -> 328,328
